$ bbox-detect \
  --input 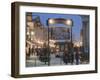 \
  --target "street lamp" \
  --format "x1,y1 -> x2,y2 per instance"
49,19 -> 55,24
26,31 -> 30,35
31,31 -> 35,35
64,19 -> 73,44
65,19 -> 73,26
65,19 -> 74,64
